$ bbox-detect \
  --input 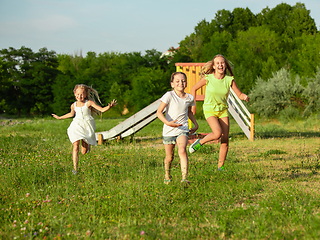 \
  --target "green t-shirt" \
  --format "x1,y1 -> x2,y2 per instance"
203,74 -> 234,112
